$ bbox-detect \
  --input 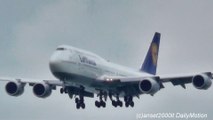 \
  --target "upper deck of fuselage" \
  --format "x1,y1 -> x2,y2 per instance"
54,45 -> 153,78
56,45 -> 106,62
